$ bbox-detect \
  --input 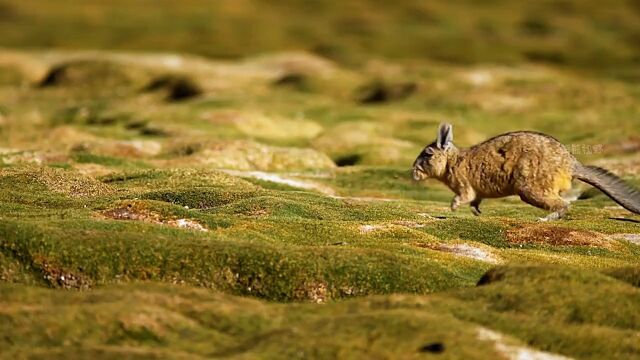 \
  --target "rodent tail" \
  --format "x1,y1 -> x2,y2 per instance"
574,165 -> 640,214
